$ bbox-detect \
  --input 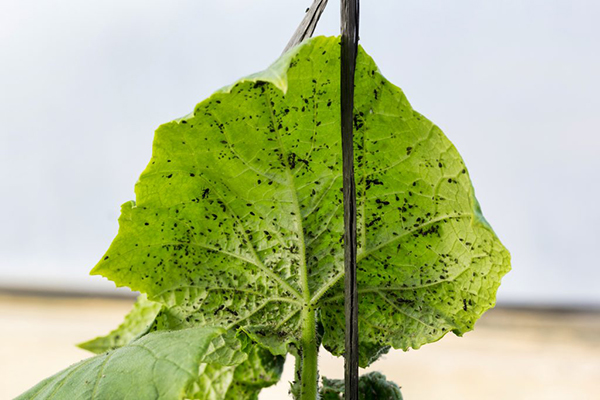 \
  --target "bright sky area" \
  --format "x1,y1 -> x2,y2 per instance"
1,0 -> 598,306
